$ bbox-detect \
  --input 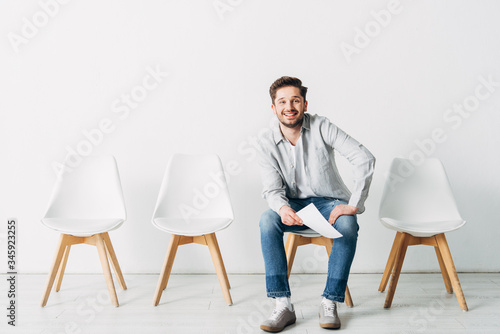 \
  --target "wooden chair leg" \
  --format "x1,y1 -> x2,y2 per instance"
54,245 -> 71,292
211,234 -> 230,290
285,233 -> 299,278
434,243 -> 453,294
153,234 -> 181,306
345,284 -> 353,308
384,232 -> 410,309
102,232 -> 127,290
205,233 -> 233,305
95,234 -> 119,307
379,232 -> 403,292
435,234 -> 468,311
161,236 -> 183,293
321,237 -> 334,257
41,234 -> 70,307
